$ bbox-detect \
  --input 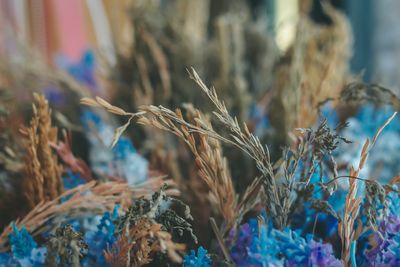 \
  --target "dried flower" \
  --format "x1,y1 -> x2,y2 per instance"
105,217 -> 186,266
118,187 -> 197,244
45,224 -> 88,267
